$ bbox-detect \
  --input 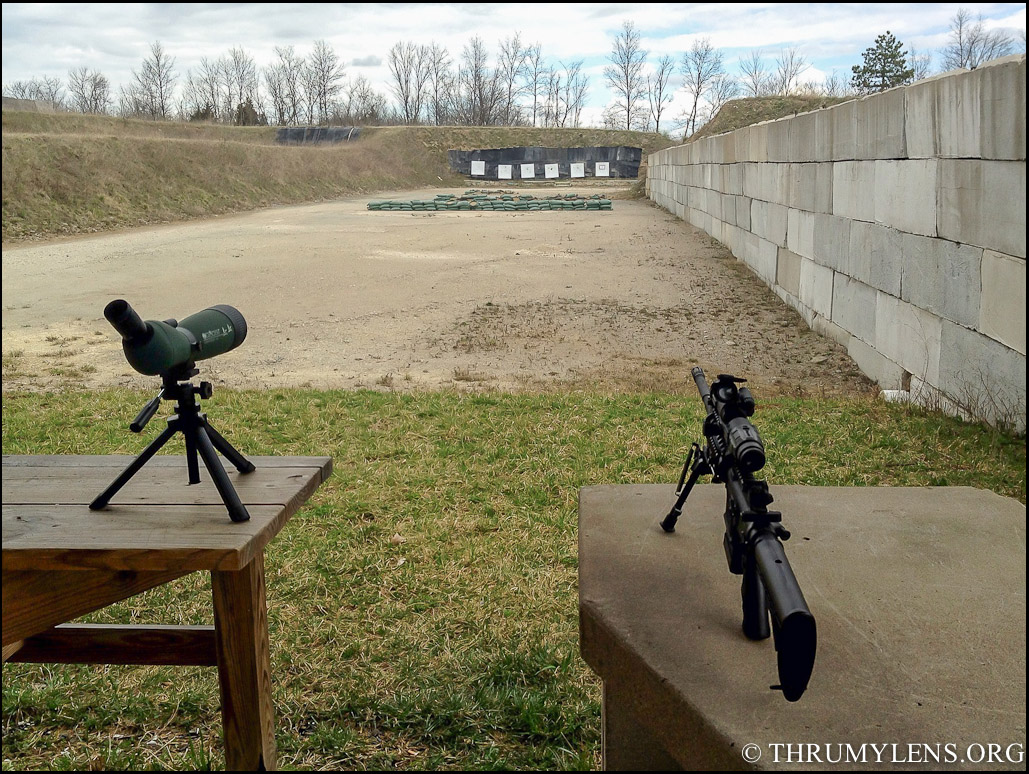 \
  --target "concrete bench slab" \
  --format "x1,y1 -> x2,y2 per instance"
579,484 -> 1026,770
